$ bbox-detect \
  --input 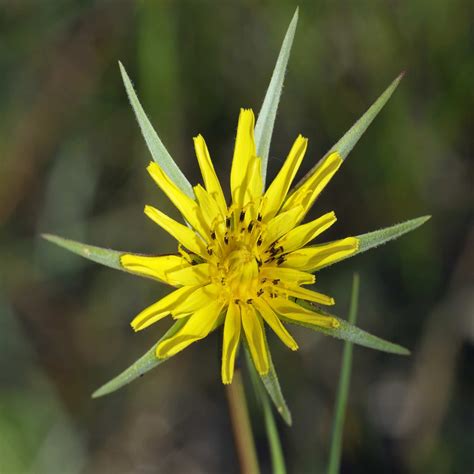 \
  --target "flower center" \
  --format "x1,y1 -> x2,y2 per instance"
224,245 -> 259,301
